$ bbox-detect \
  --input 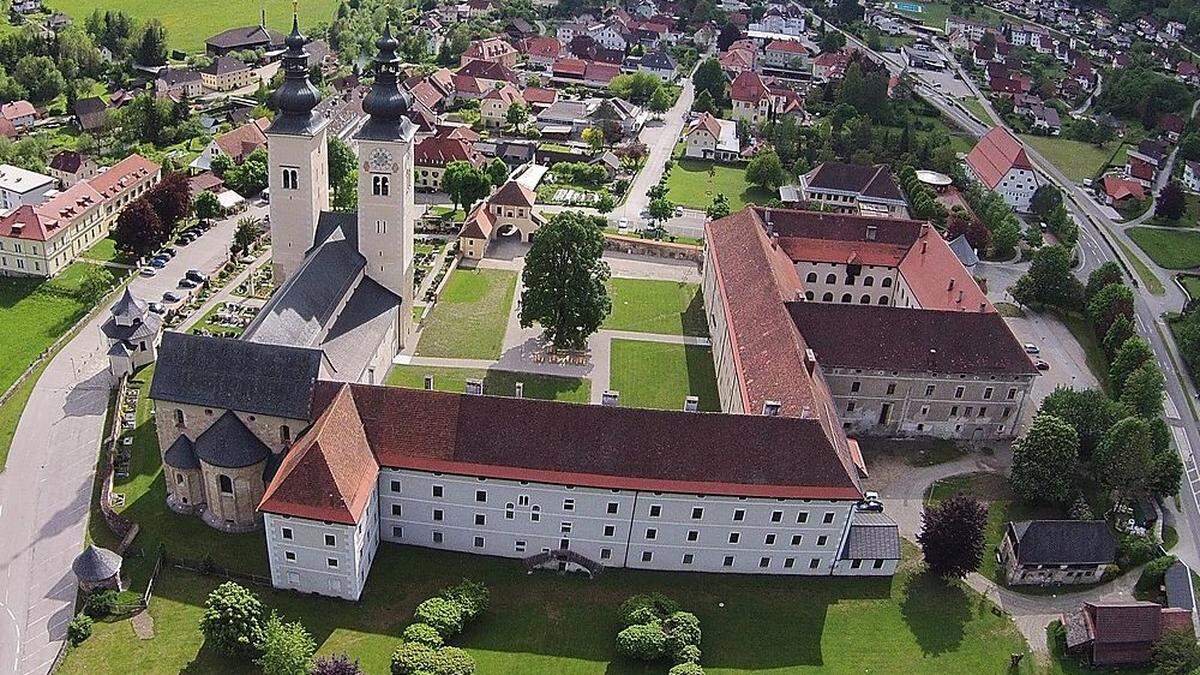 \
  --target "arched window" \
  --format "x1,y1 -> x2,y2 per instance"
878,296 -> 889,305
863,276 -> 874,287
844,275 -> 854,285
825,274 -> 836,284
218,474 -> 233,494
173,409 -> 185,427
841,293 -> 852,303
806,272 -> 817,283
822,292 -> 833,302
804,290 -> 814,300
860,294 -> 871,304
881,277 -> 893,288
